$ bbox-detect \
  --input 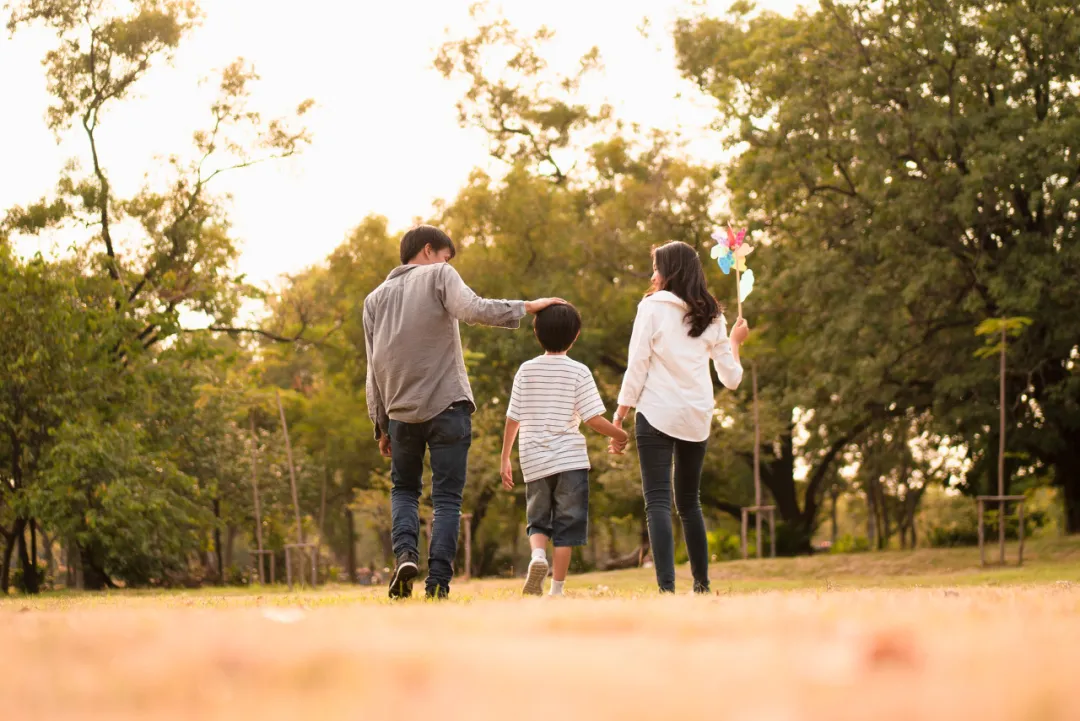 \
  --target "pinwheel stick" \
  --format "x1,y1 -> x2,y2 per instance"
730,225 -> 743,318
735,266 -> 743,317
